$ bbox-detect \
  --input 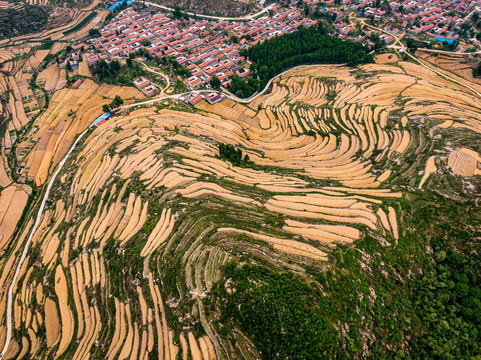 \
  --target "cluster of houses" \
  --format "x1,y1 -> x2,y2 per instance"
87,3 -> 318,89
132,76 -> 159,97
61,0 -> 480,100
181,91 -> 225,105
345,0 -> 480,46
